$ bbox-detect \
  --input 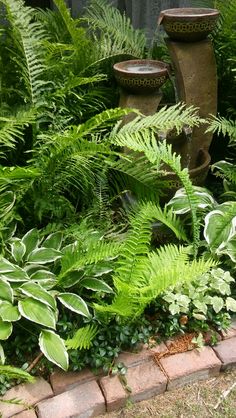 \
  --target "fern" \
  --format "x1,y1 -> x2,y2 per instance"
0,109 -> 36,153
65,324 -> 98,350
0,365 -> 34,382
206,116 -> 236,143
